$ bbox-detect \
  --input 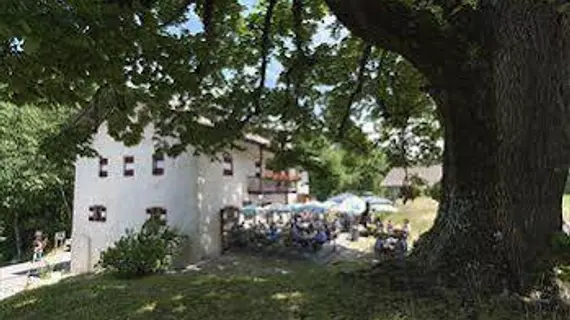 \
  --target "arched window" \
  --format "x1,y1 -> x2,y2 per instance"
222,152 -> 233,176
146,207 -> 167,220
88,205 -> 107,222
